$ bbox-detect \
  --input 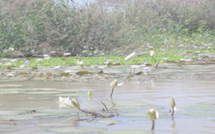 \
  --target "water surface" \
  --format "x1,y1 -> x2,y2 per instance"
0,65 -> 215,134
